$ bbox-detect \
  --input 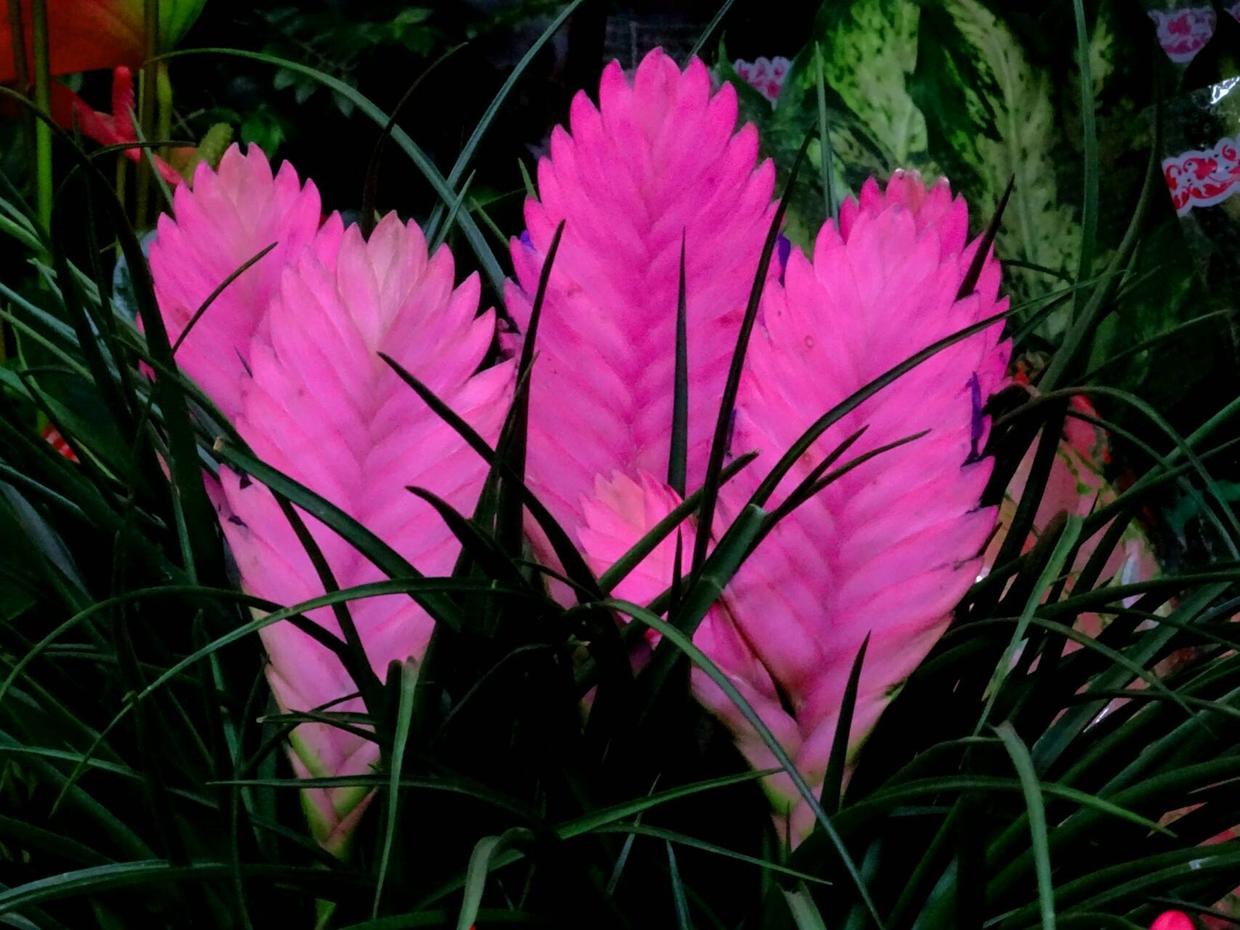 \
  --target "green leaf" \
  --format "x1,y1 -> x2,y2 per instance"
164,48 -> 506,297
608,600 -> 885,929
821,634 -> 869,813
591,824 -> 831,886
976,515 -> 1083,734
426,0 -> 583,239
810,0 -> 927,165
373,661 -> 418,918
995,723 -> 1055,930
911,0 -> 1079,318
667,841 -> 694,930
455,830 -> 537,930
785,883 -> 830,930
